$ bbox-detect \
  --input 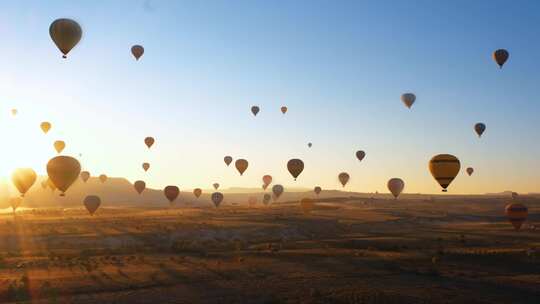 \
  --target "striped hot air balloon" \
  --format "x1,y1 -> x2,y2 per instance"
505,203 -> 528,231
429,154 -> 460,192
